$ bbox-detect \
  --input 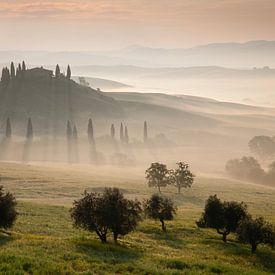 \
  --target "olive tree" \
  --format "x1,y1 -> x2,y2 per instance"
237,217 -> 275,253
197,195 -> 248,242
0,186 -> 17,234
71,188 -> 142,243
170,162 -> 195,194
144,194 -> 177,232
145,162 -> 170,193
